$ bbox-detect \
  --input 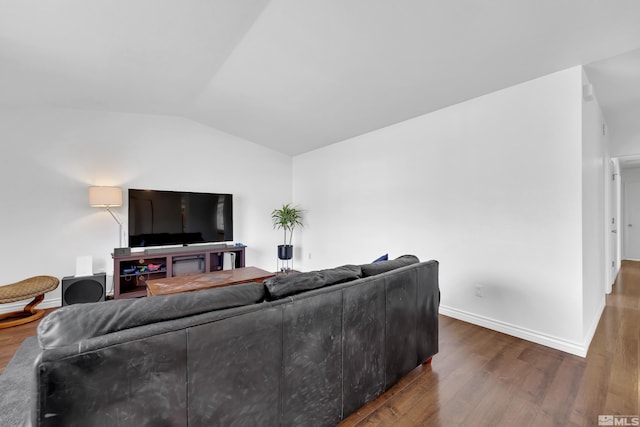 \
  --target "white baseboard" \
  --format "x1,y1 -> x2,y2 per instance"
0,298 -> 62,315
439,305 -> 589,357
